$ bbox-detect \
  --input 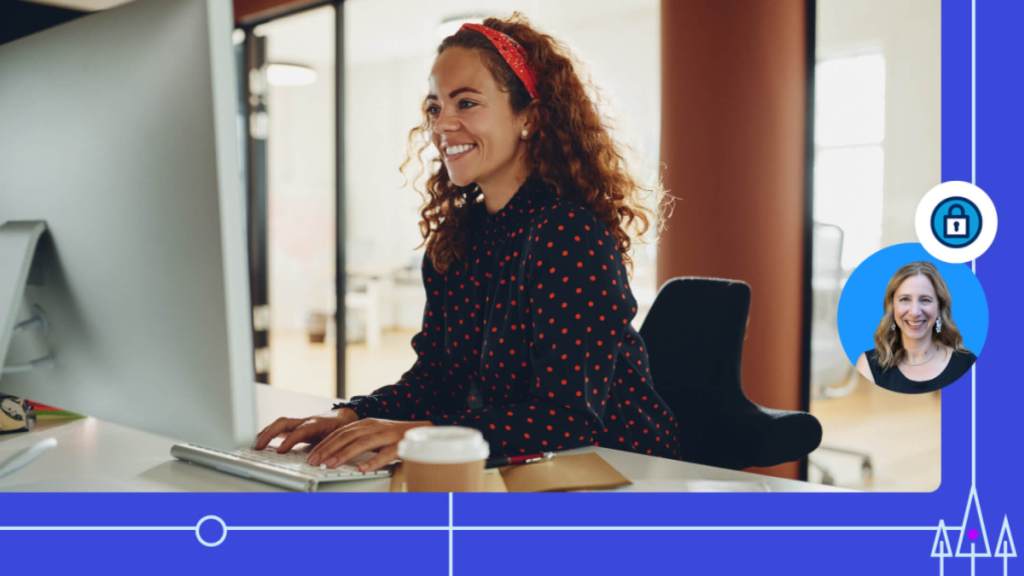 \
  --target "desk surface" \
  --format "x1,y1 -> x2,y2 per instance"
0,385 -> 843,492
